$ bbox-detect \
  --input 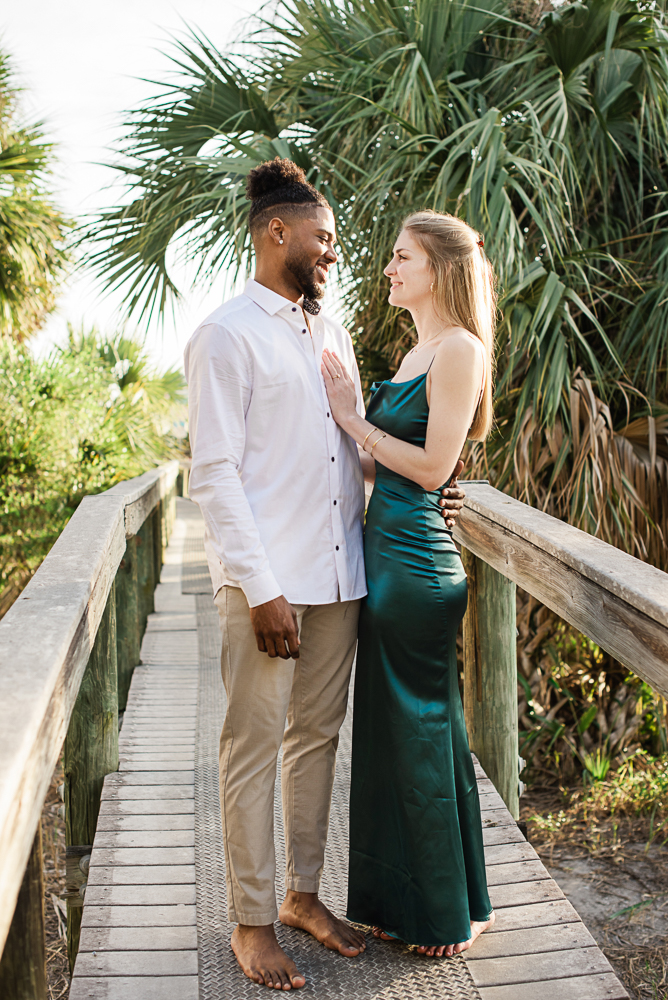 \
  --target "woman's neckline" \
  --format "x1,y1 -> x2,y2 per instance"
387,370 -> 429,386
